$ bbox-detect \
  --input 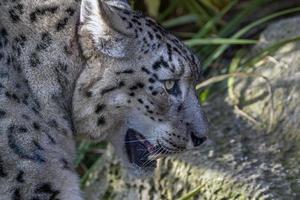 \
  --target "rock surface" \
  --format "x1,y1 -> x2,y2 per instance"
83,16 -> 300,200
